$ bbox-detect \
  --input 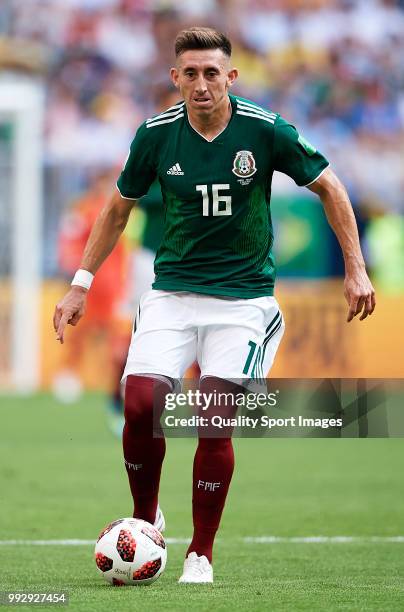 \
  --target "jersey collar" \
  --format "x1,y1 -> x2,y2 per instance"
184,95 -> 236,143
